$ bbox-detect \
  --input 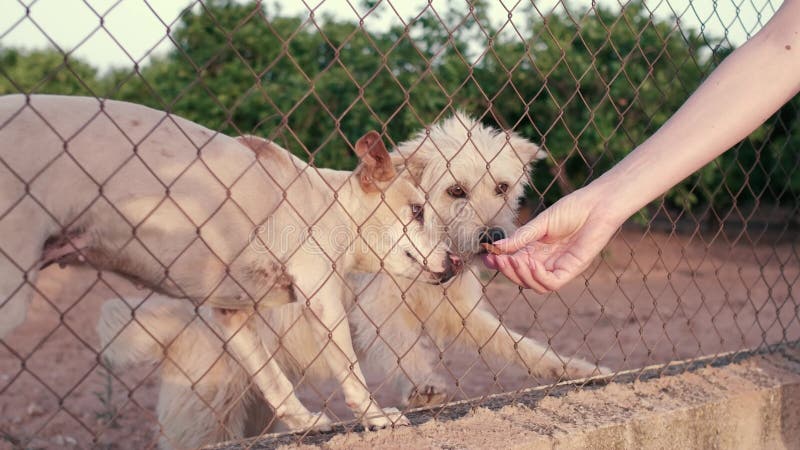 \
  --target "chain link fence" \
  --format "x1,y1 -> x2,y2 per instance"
1,0 -> 798,448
